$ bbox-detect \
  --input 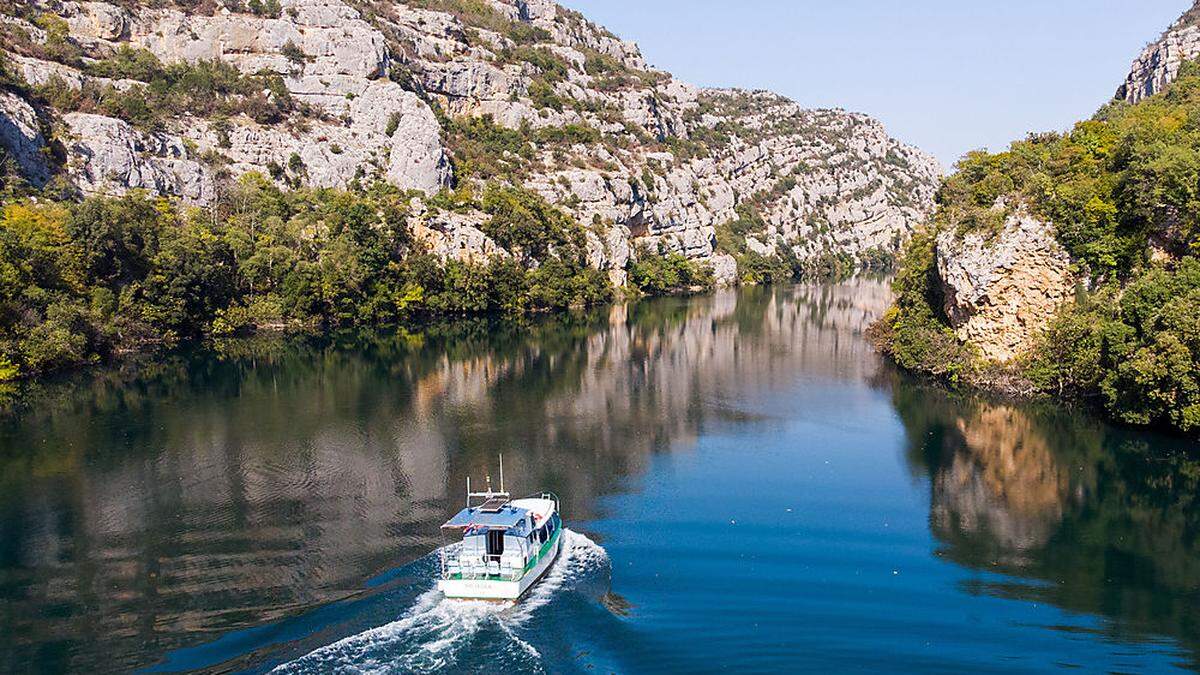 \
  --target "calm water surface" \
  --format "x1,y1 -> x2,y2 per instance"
1,280 -> 1198,673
